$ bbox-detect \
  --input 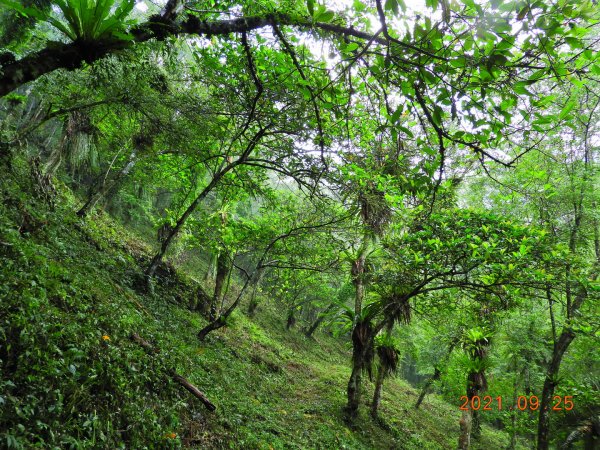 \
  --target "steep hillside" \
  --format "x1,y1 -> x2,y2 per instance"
0,160 -> 525,449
